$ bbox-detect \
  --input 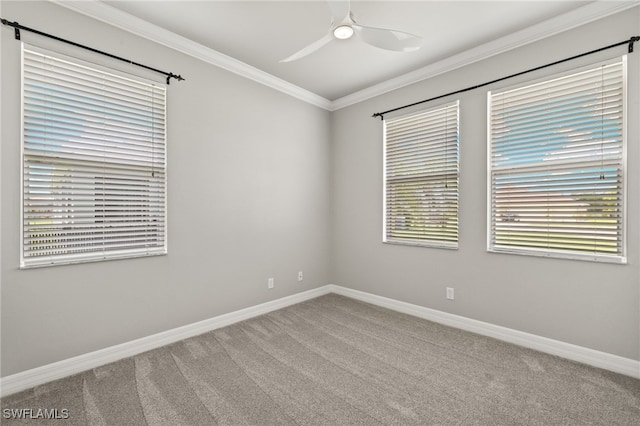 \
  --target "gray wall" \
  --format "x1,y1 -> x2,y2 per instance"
331,9 -> 639,361
1,1 -> 638,379
0,1 -> 331,376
